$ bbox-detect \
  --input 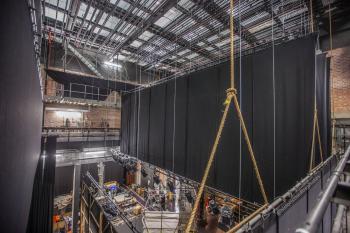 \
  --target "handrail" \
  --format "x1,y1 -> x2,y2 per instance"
43,127 -> 120,131
236,150 -> 336,233
295,145 -> 350,233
